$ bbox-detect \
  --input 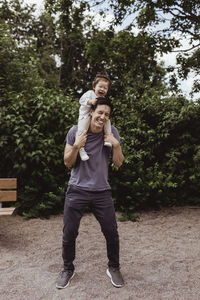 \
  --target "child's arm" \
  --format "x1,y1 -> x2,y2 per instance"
79,90 -> 97,107
87,98 -> 97,106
